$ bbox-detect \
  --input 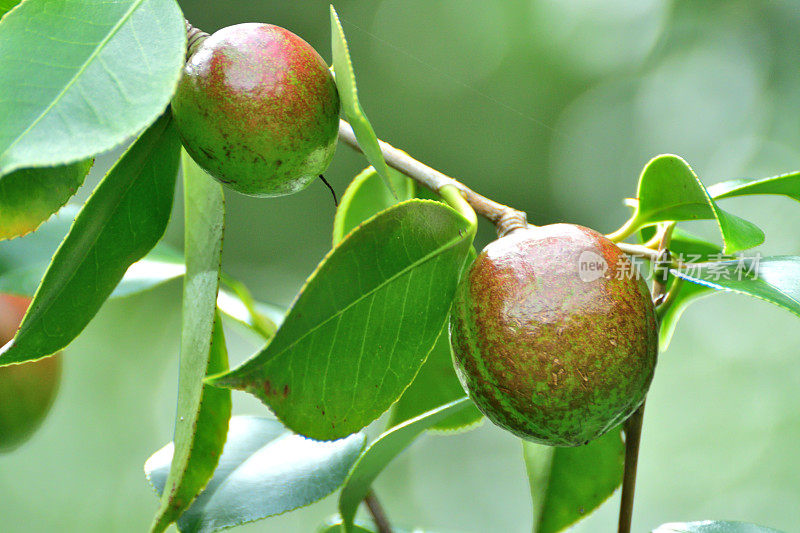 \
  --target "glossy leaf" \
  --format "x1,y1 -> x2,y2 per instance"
0,0 -> 20,18
333,166 -> 477,432
625,155 -> 763,253
146,416 -> 366,533
523,428 -> 624,533
0,159 -> 92,240
653,521 -> 784,533
708,171 -> 800,202
338,398 -> 472,533
150,153 -> 227,533
657,278 -> 715,352
332,166 -> 414,246
0,112 -> 180,365
208,200 -> 475,440
671,256 -> 800,318
0,0 -> 185,176
330,6 -> 396,196
387,324 -> 482,432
